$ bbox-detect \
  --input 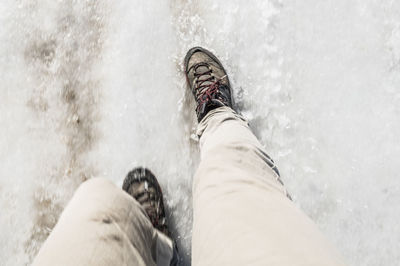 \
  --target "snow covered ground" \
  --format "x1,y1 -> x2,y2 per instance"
1,0 -> 399,265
